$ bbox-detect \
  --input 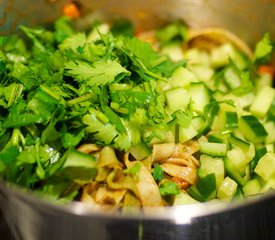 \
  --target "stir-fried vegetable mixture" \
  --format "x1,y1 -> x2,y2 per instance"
0,16 -> 274,211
